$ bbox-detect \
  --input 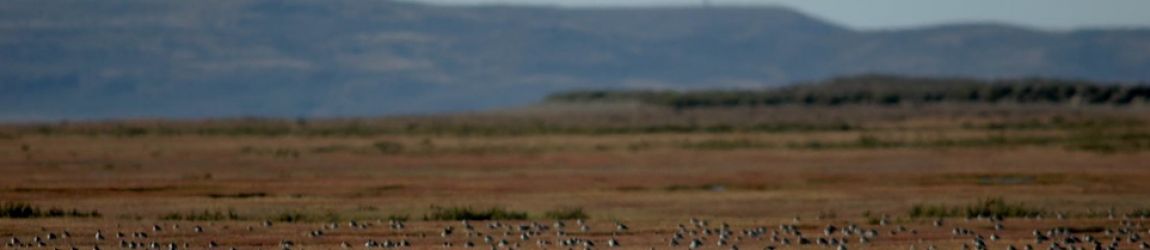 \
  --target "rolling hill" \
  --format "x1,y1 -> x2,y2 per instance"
2,0 -> 1149,120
